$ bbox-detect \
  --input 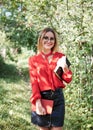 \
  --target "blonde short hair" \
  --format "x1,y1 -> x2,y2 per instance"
37,27 -> 59,53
